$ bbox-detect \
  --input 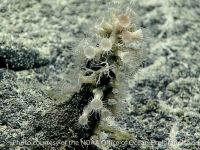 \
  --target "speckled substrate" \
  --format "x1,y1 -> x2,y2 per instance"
0,0 -> 199,150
